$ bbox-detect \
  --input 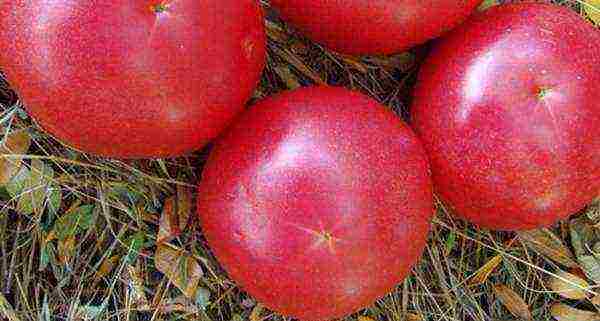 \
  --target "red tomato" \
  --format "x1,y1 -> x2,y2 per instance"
411,3 -> 600,230
270,0 -> 483,55
197,86 -> 433,320
0,1 -> 265,158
